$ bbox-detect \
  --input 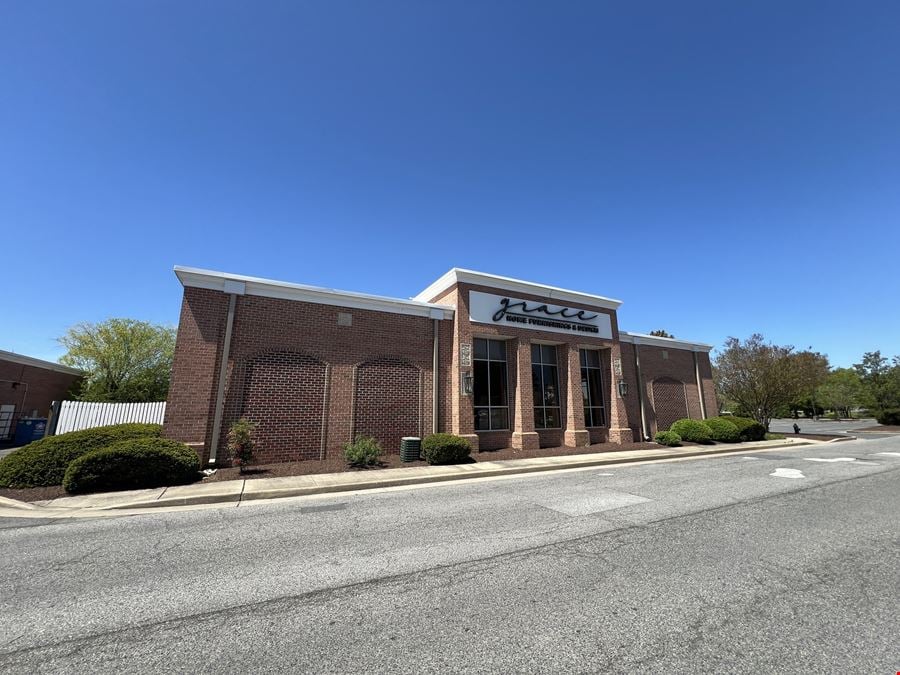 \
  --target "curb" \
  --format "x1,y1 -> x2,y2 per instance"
0,495 -> 38,511
102,441 -> 813,511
